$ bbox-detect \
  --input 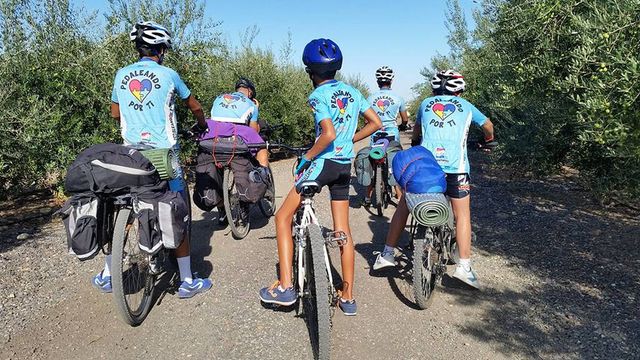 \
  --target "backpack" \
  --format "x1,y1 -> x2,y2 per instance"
64,143 -> 160,195
57,193 -> 102,261
135,188 -> 189,254
392,146 -> 447,194
385,141 -> 403,186
355,147 -> 373,186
